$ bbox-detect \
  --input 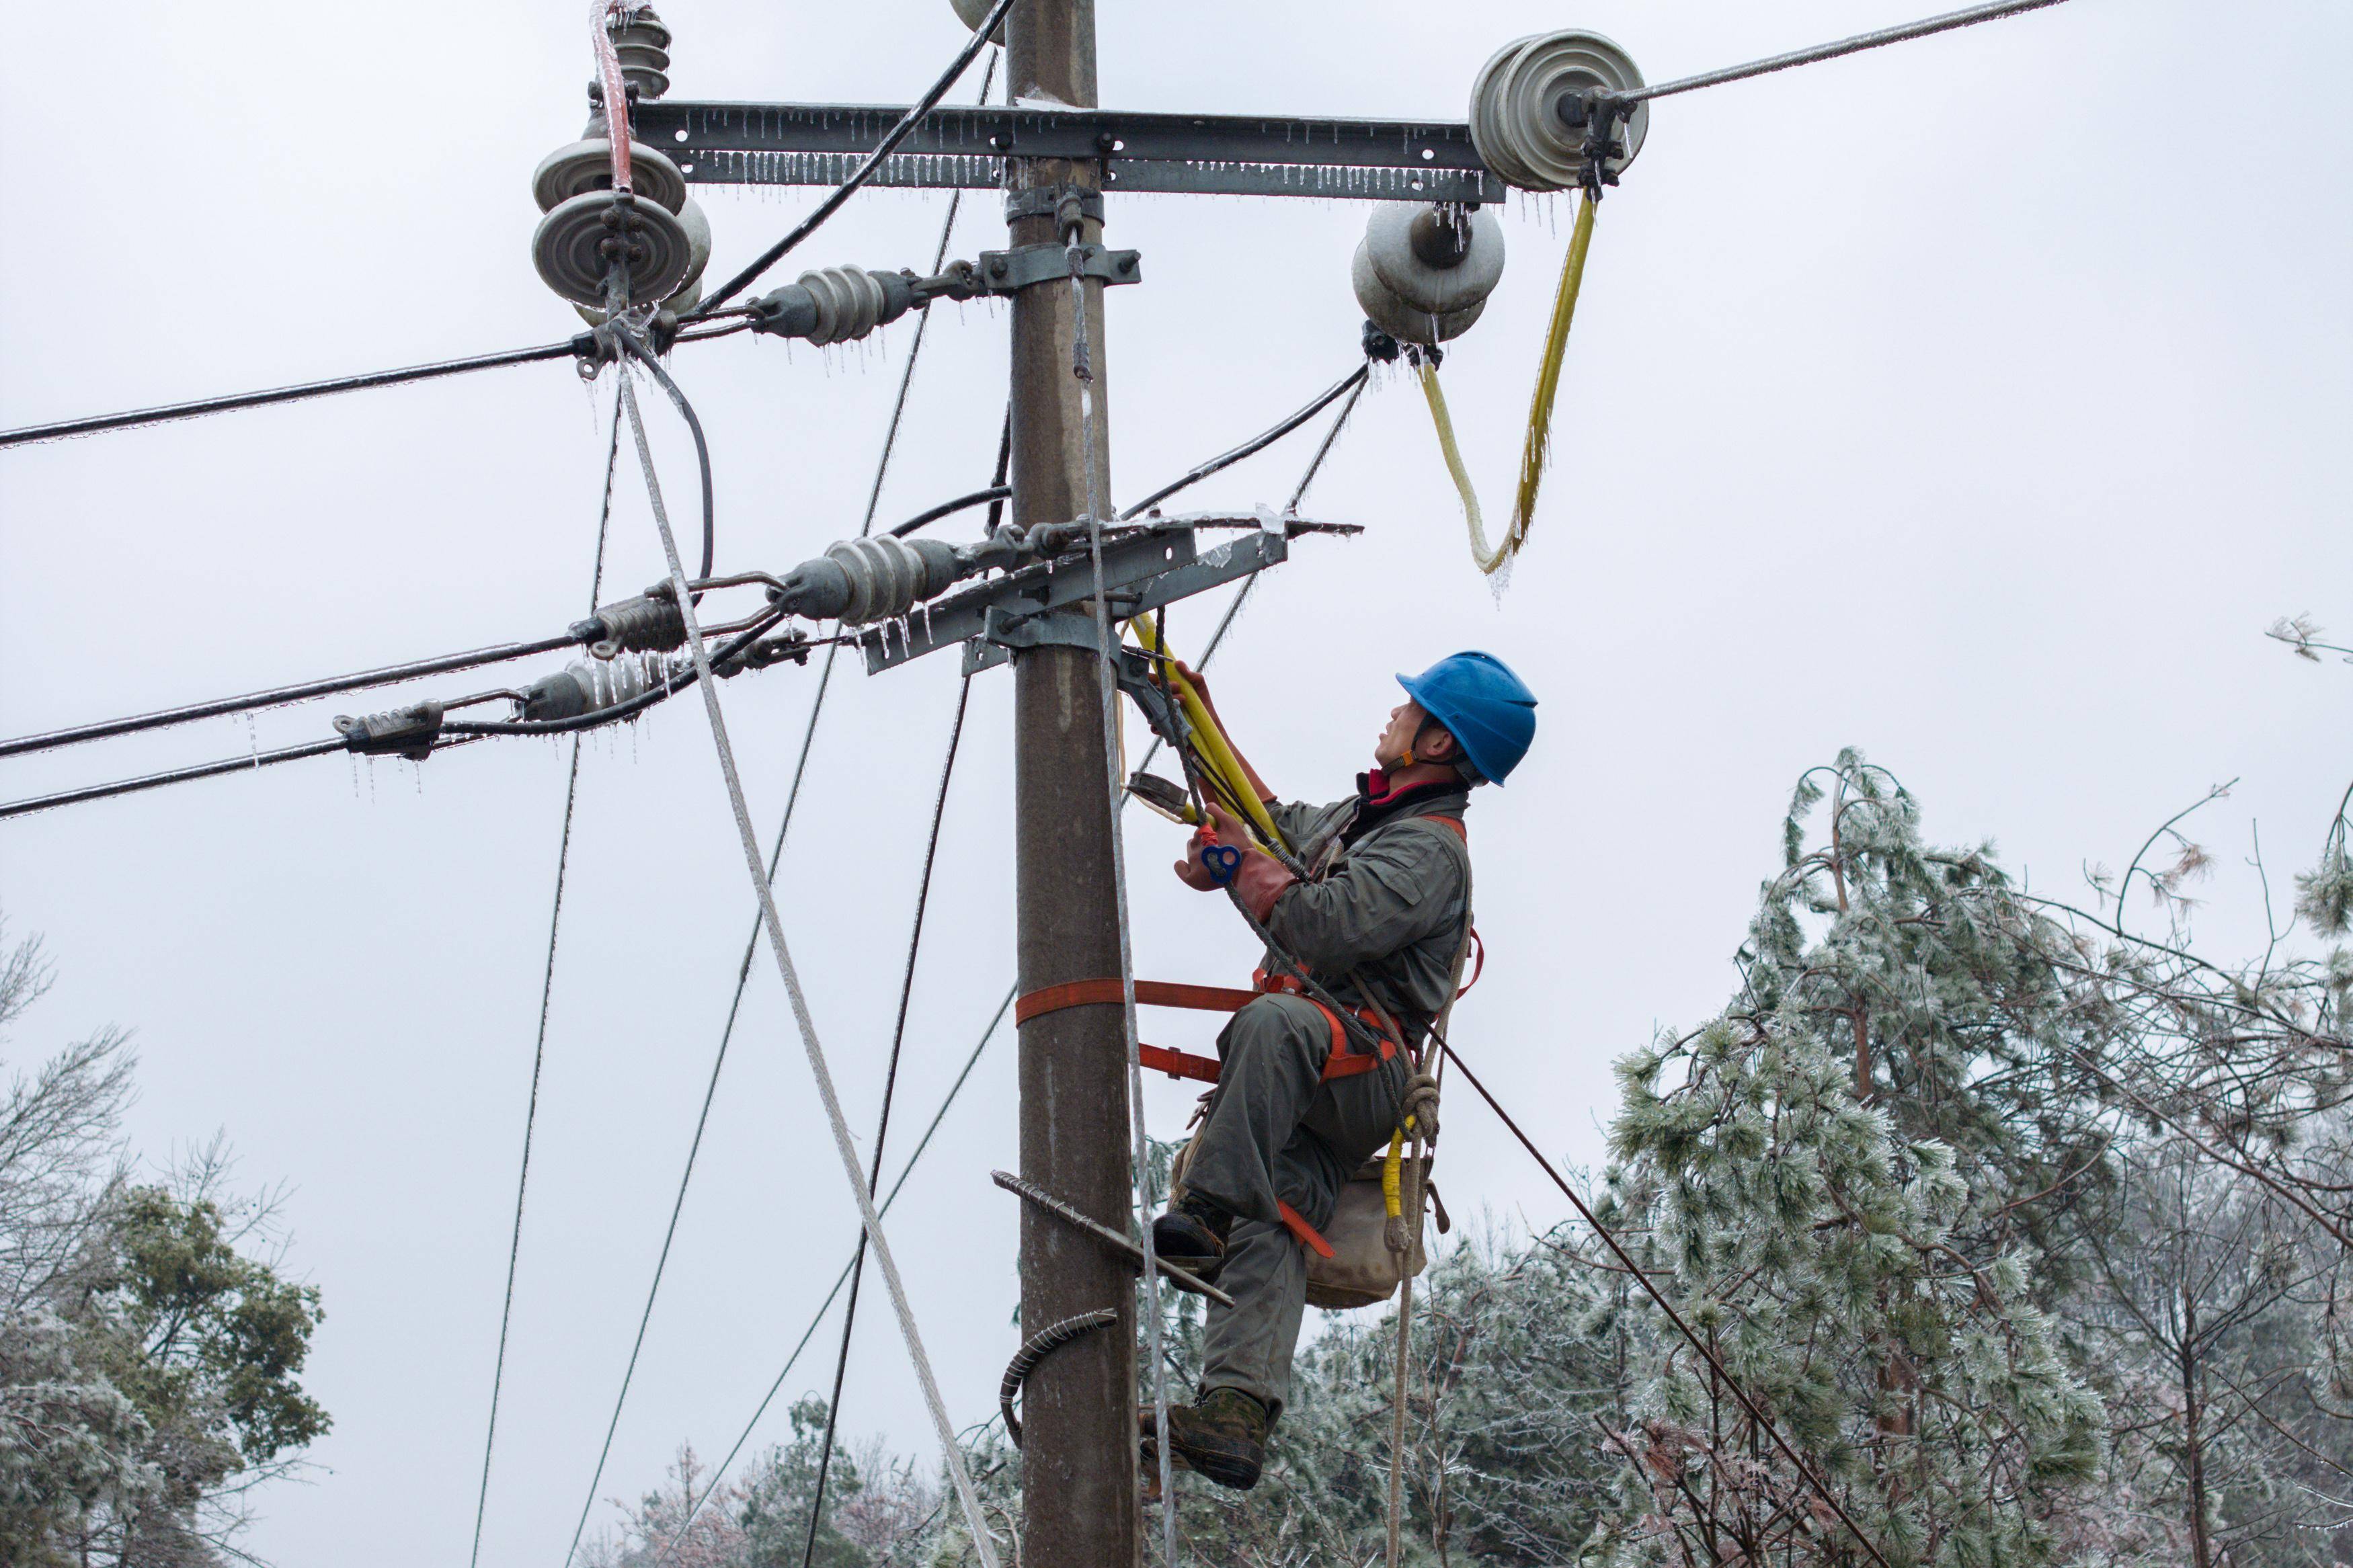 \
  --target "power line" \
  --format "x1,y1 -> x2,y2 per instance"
799,672 -> 972,1568
688,0 -> 1020,316
556,111 -> 994,1561
1119,363 -> 1369,521
655,985 -> 1016,1562
0,634 -> 580,761
467,387 -> 626,1568
1624,0 -> 2074,103
662,374 -> 1368,1551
